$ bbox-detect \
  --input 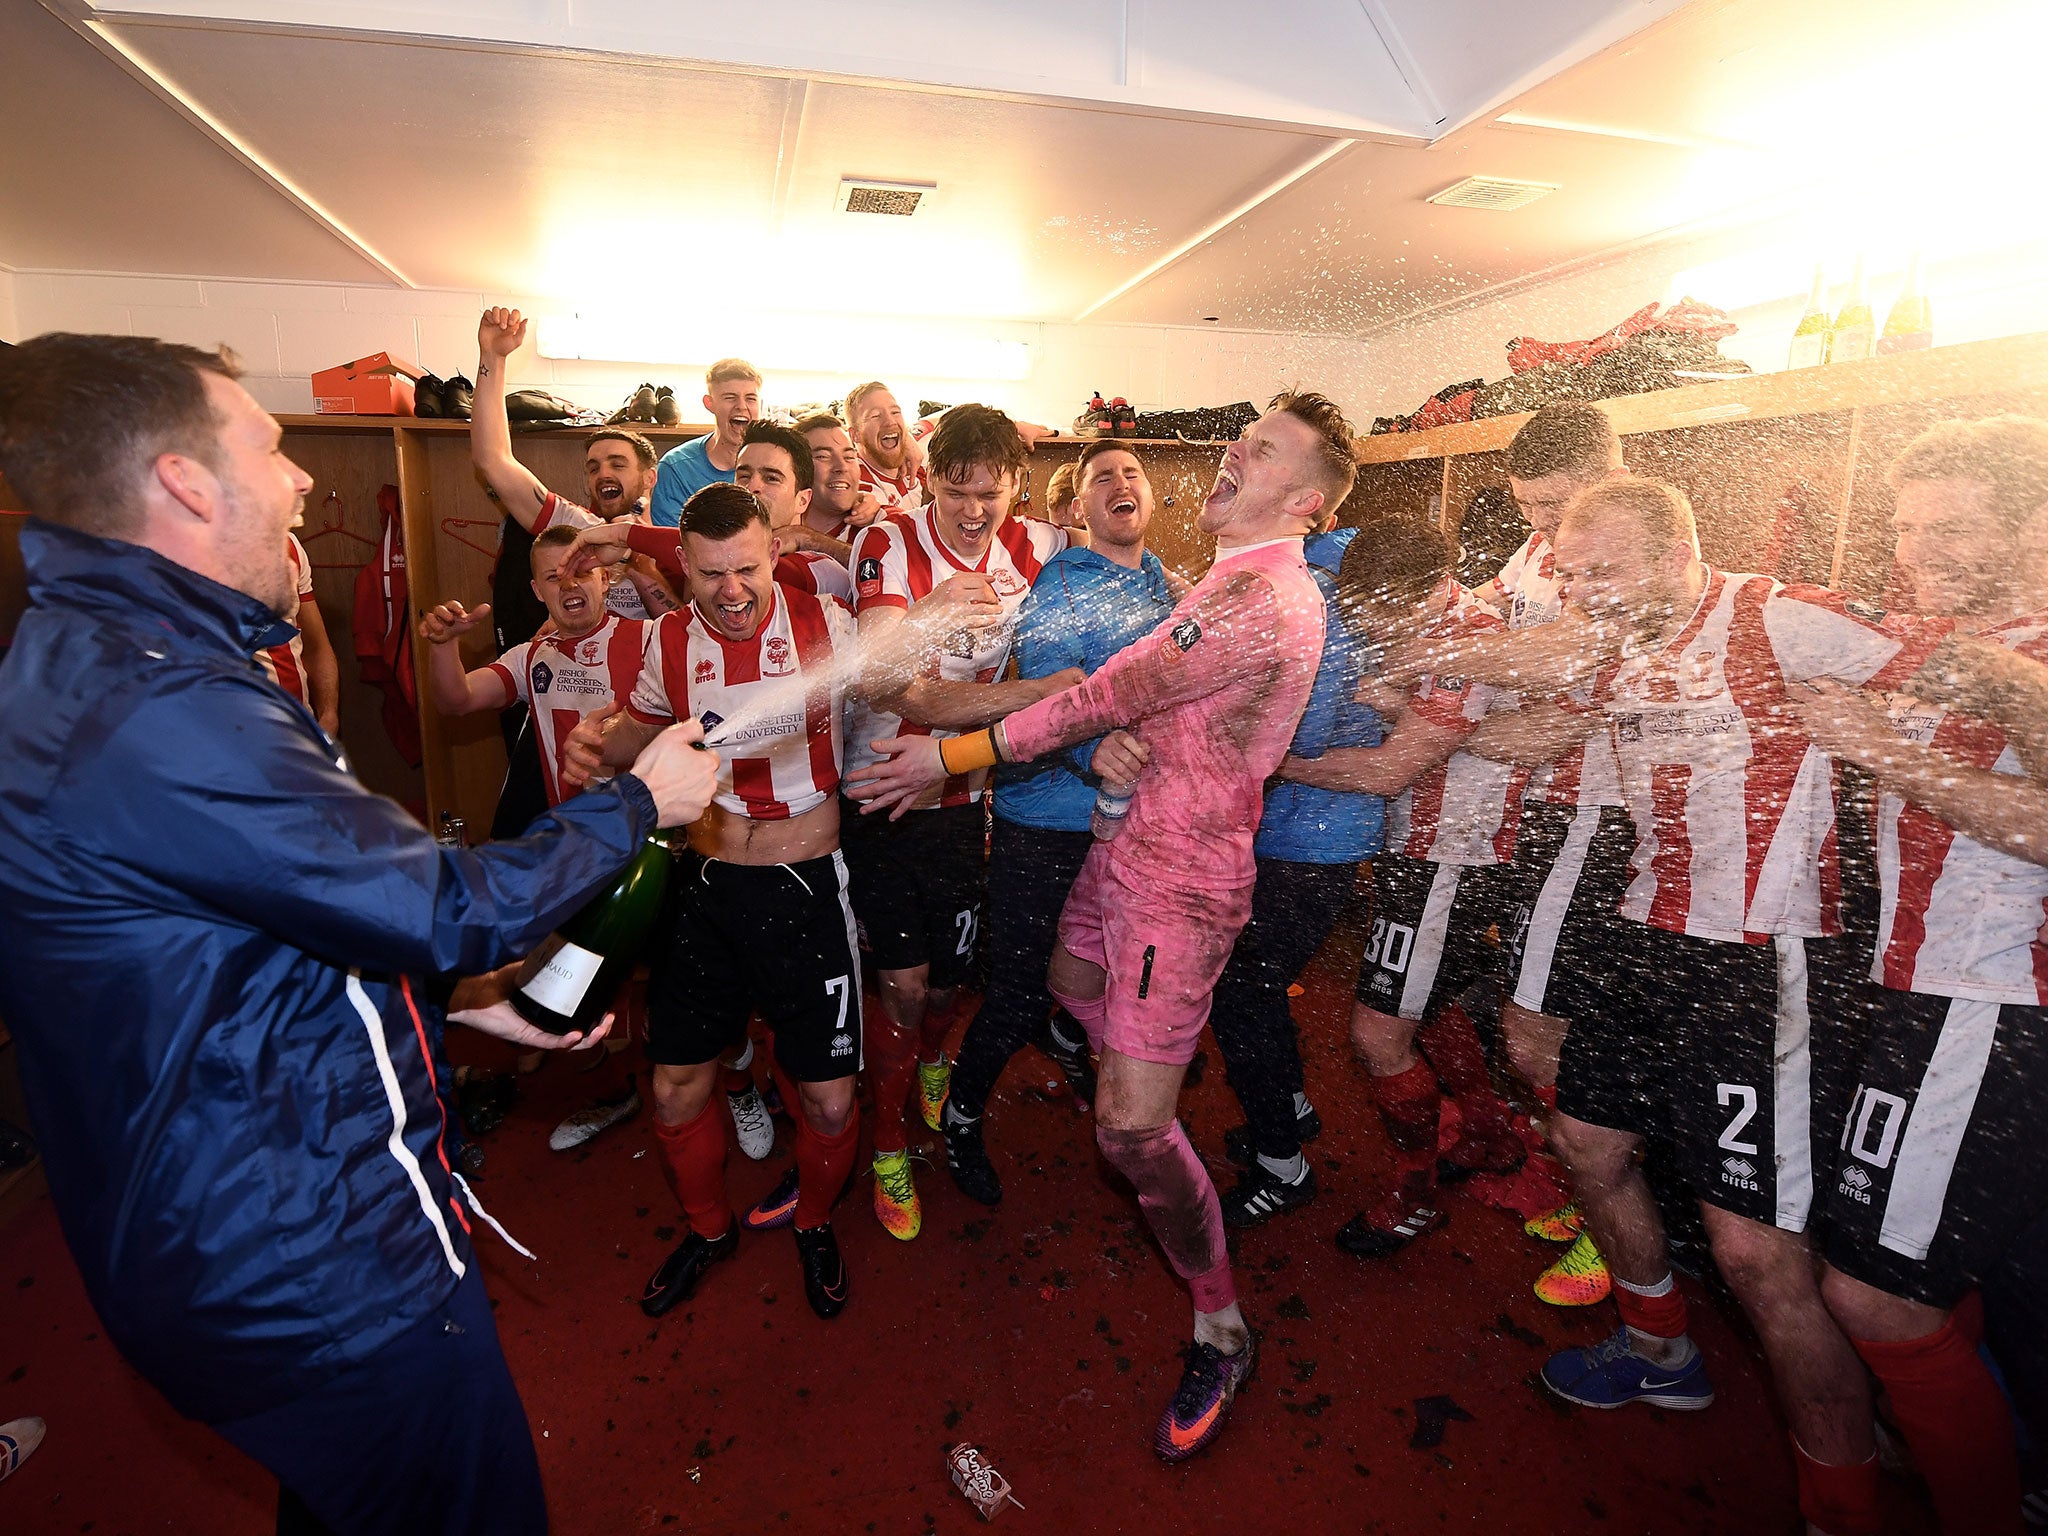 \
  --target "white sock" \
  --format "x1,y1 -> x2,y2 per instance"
1193,1301 -> 1248,1354
1257,1151 -> 1307,1184
1292,1091 -> 1311,1117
